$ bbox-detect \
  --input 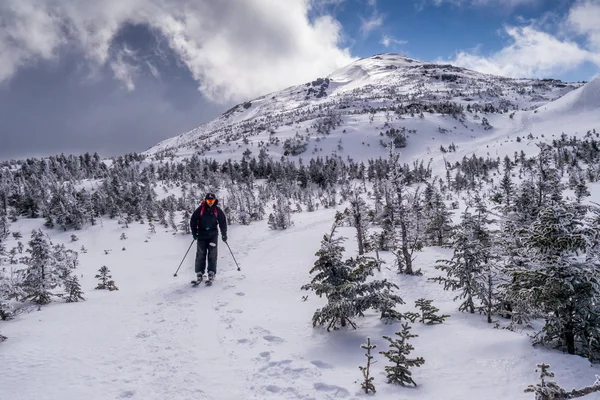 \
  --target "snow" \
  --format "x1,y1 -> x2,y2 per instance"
537,75 -> 600,115
3,203 -> 600,400
3,54 -> 600,400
